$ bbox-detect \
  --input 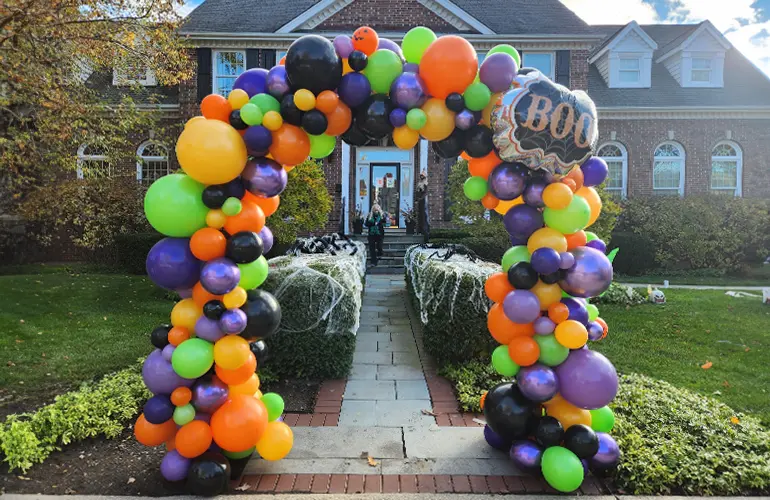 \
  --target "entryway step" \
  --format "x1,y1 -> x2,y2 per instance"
244,457 -> 520,476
